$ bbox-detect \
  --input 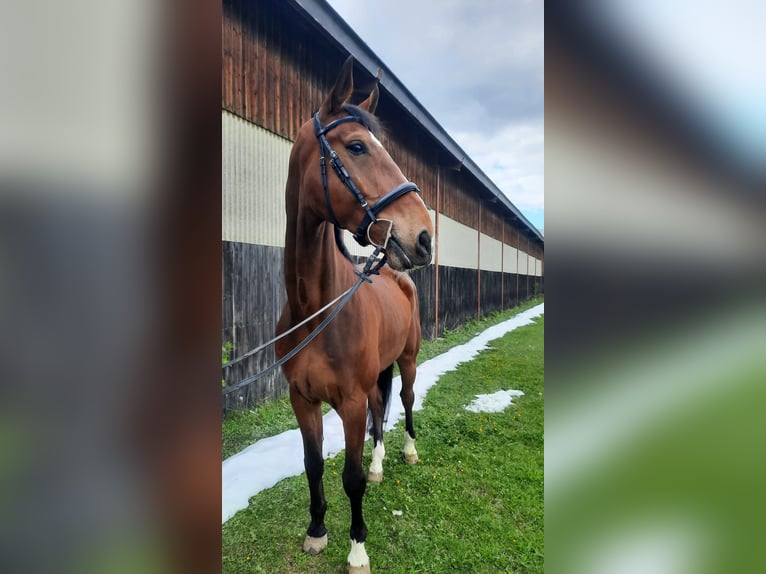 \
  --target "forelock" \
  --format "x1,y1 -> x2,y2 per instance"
342,104 -> 385,138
